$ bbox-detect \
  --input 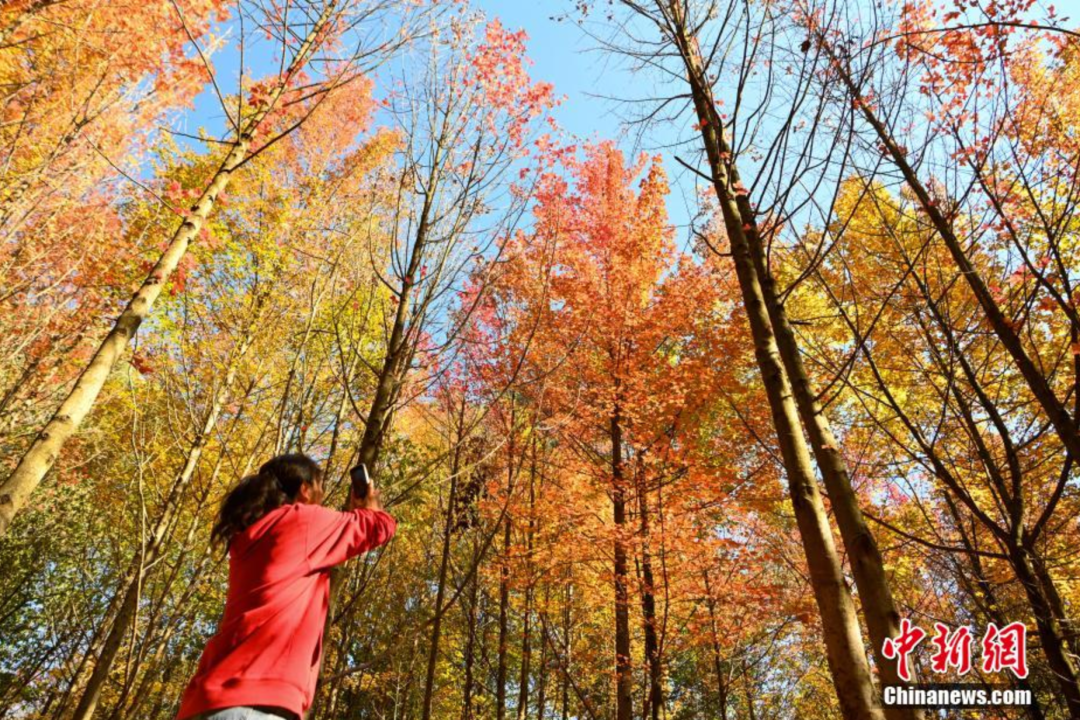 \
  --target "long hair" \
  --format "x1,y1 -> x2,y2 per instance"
211,453 -> 323,547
